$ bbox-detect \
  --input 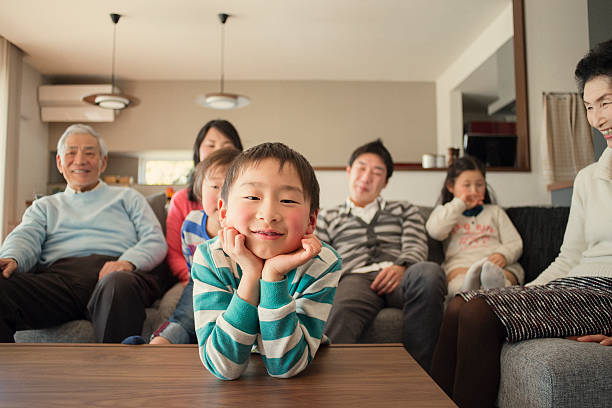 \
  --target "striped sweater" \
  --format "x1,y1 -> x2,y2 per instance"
192,237 -> 342,380
316,199 -> 428,275
180,210 -> 211,271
